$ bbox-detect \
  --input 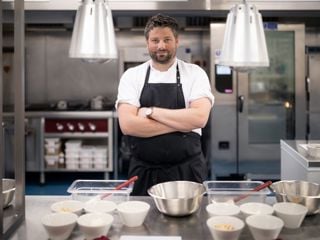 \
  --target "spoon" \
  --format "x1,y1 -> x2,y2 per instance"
234,180 -> 273,203
86,176 -> 138,204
